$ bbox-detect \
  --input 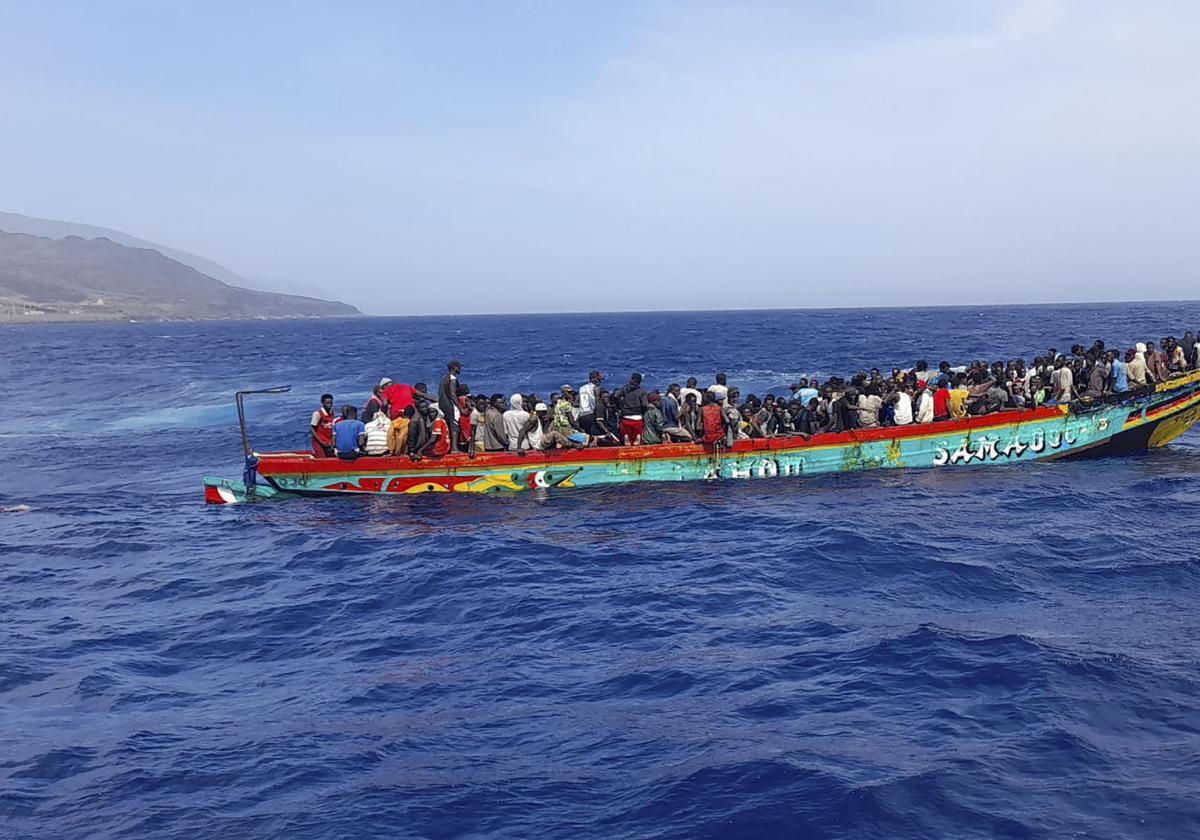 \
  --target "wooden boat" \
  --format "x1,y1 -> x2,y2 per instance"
203,371 -> 1200,504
